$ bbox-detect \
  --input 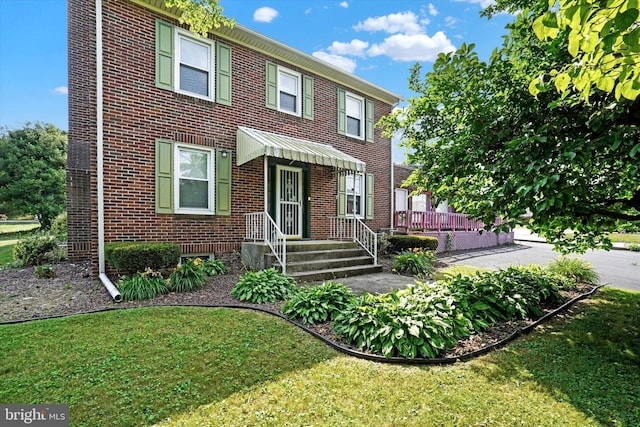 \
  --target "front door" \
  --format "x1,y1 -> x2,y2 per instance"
276,165 -> 303,238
